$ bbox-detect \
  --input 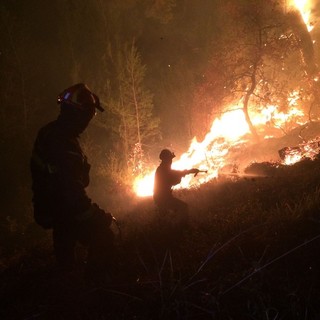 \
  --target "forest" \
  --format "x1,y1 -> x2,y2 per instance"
2,0 -> 320,319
